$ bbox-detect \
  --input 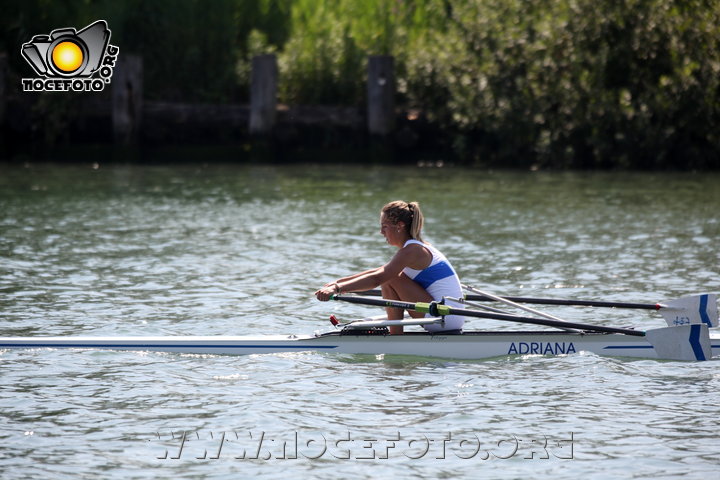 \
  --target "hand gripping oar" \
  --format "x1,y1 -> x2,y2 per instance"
330,295 -> 645,336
